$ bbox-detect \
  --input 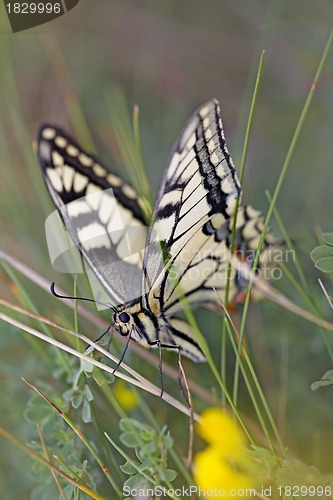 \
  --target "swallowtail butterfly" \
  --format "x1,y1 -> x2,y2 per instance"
37,99 -> 274,362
